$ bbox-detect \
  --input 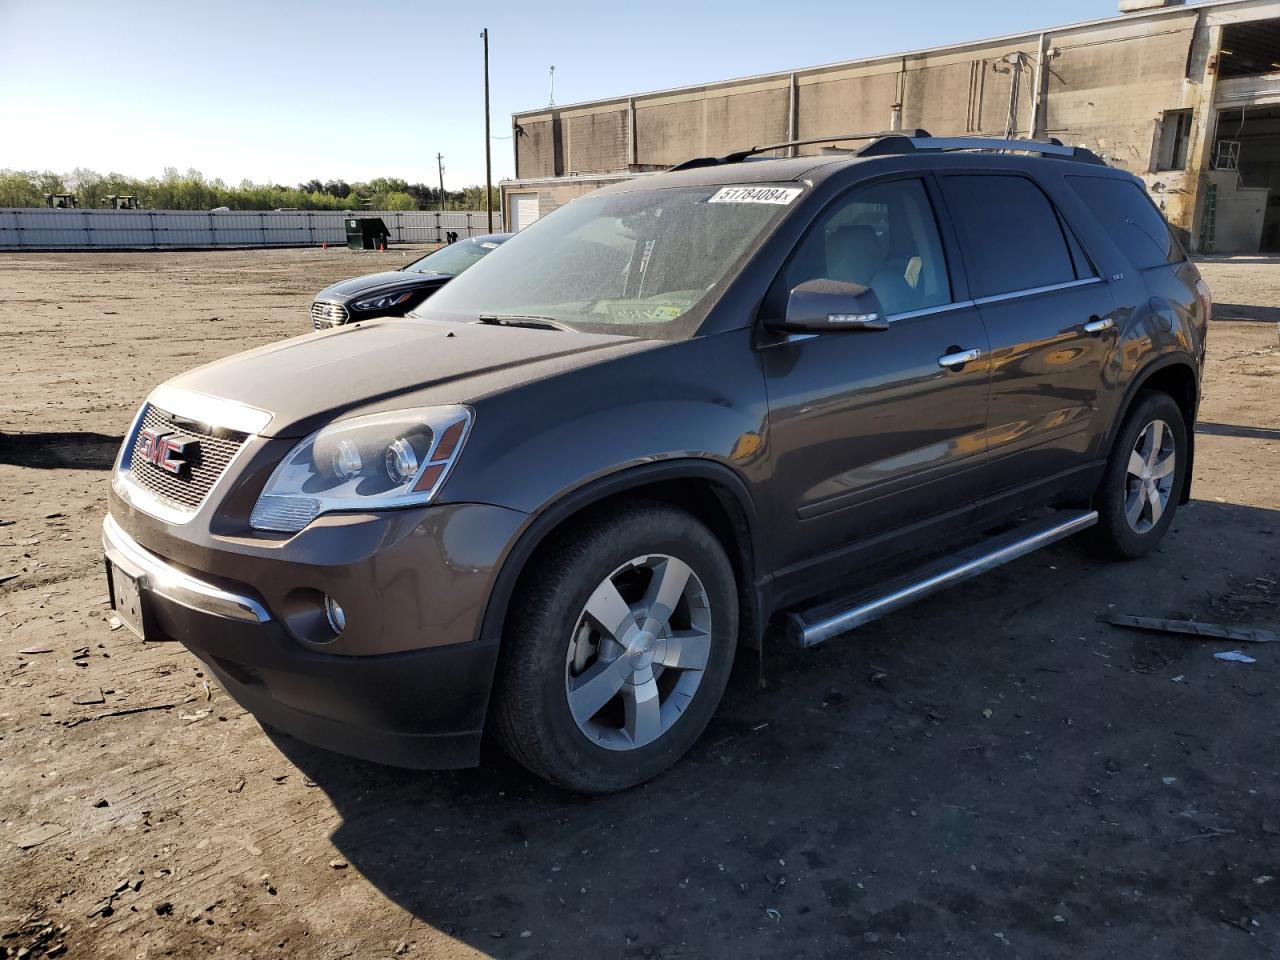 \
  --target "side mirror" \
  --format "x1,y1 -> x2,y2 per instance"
772,279 -> 889,332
